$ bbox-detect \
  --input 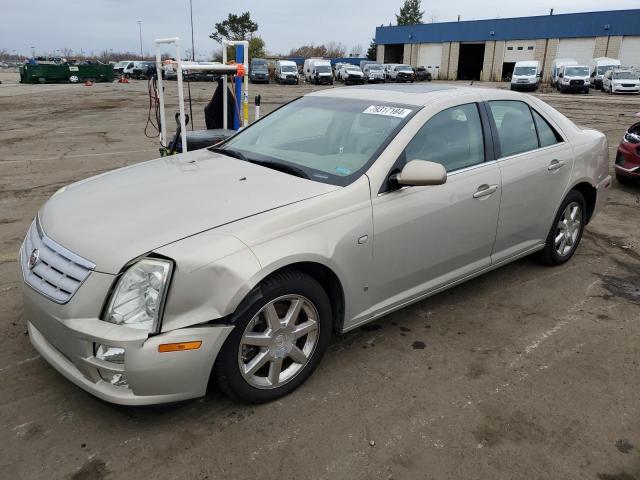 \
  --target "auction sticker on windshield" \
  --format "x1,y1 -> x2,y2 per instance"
363,105 -> 412,118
